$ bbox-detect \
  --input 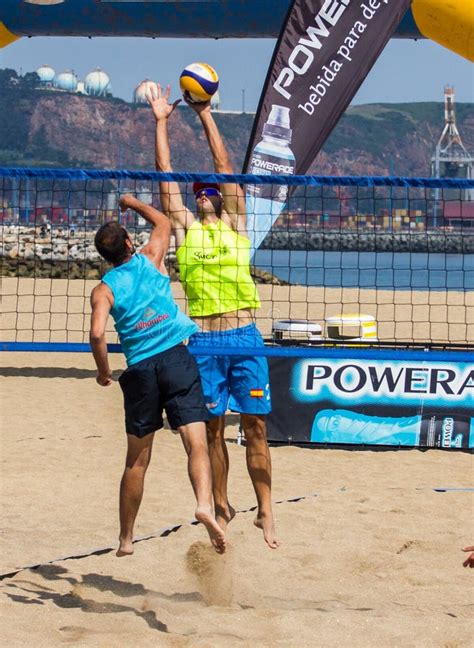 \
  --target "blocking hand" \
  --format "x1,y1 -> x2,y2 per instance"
147,83 -> 181,121
183,95 -> 211,116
